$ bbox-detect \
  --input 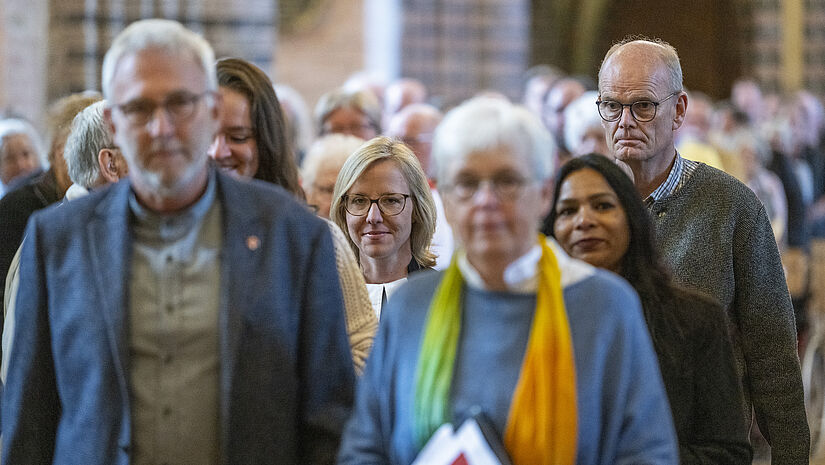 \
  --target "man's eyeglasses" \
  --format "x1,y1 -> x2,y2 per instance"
443,174 -> 529,201
596,91 -> 680,122
113,91 -> 211,126
343,193 -> 410,216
